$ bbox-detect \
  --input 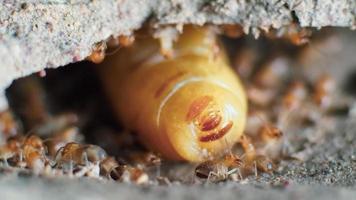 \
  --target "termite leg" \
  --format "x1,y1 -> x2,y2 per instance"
2,156 -> 9,167
237,169 -> 243,180
207,171 -> 218,183
83,151 -> 89,166
68,160 -> 74,177
254,161 -> 258,177
239,135 -> 256,162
